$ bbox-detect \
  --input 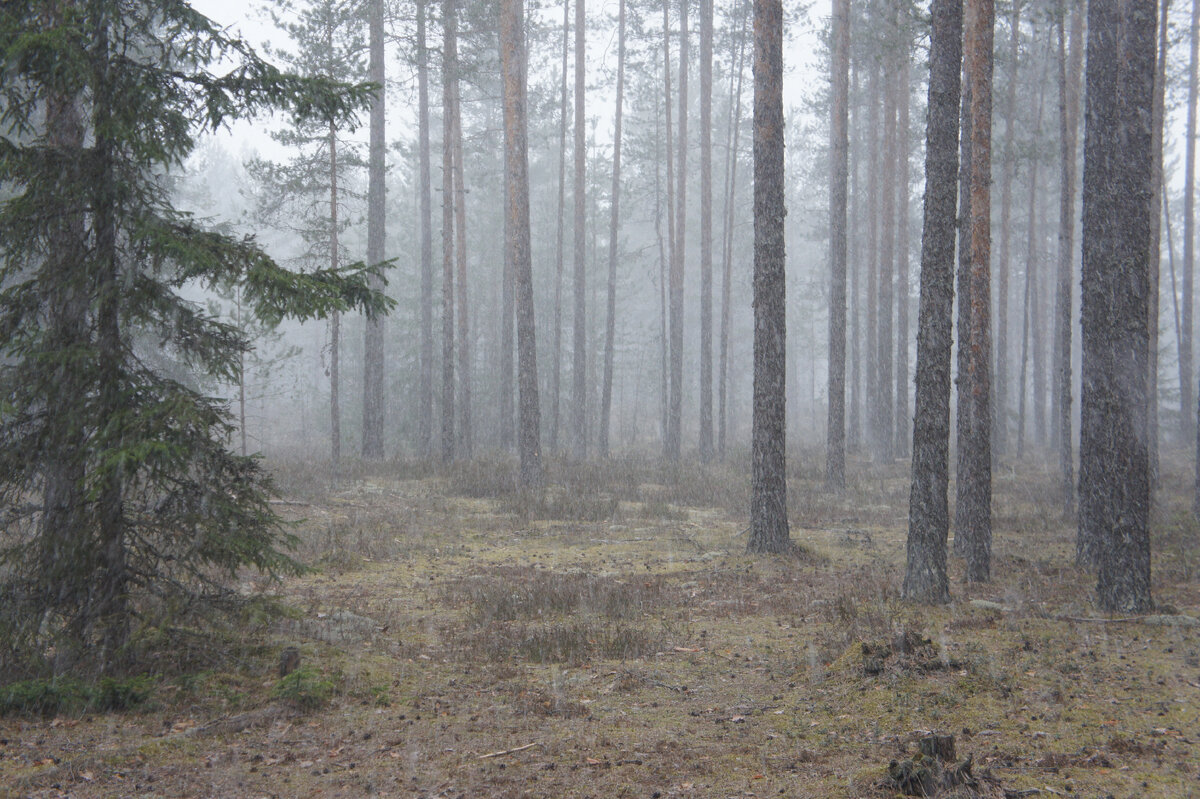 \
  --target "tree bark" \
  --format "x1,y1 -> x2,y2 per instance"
330,120 -> 342,467
600,0 -> 626,458
417,0 -> 434,458
904,0 -> 962,604
1078,0 -> 1155,612
699,0 -> 715,462
663,0 -> 677,456
895,35 -> 912,460
1149,0 -> 1170,489
826,0 -> 850,490
441,0 -> 457,462
451,44 -> 470,458
573,0 -> 588,459
550,0 -> 569,453
362,0 -> 386,460
994,0 -> 1019,458
500,0 -> 543,488
878,19 -> 897,465
667,0 -> 690,463
1184,0 -> 1199,447
748,0 -> 790,553
959,0 -> 994,583
719,15 -> 748,459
